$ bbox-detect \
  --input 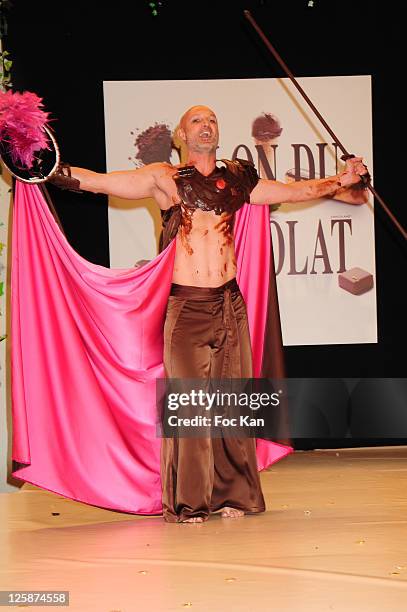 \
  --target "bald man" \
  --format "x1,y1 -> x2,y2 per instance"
53,105 -> 369,522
